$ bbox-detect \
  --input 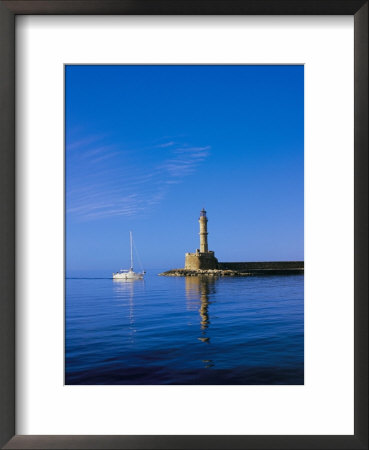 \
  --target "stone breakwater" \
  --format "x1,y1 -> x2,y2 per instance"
219,261 -> 304,271
159,263 -> 304,277
159,269 -> 251,277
